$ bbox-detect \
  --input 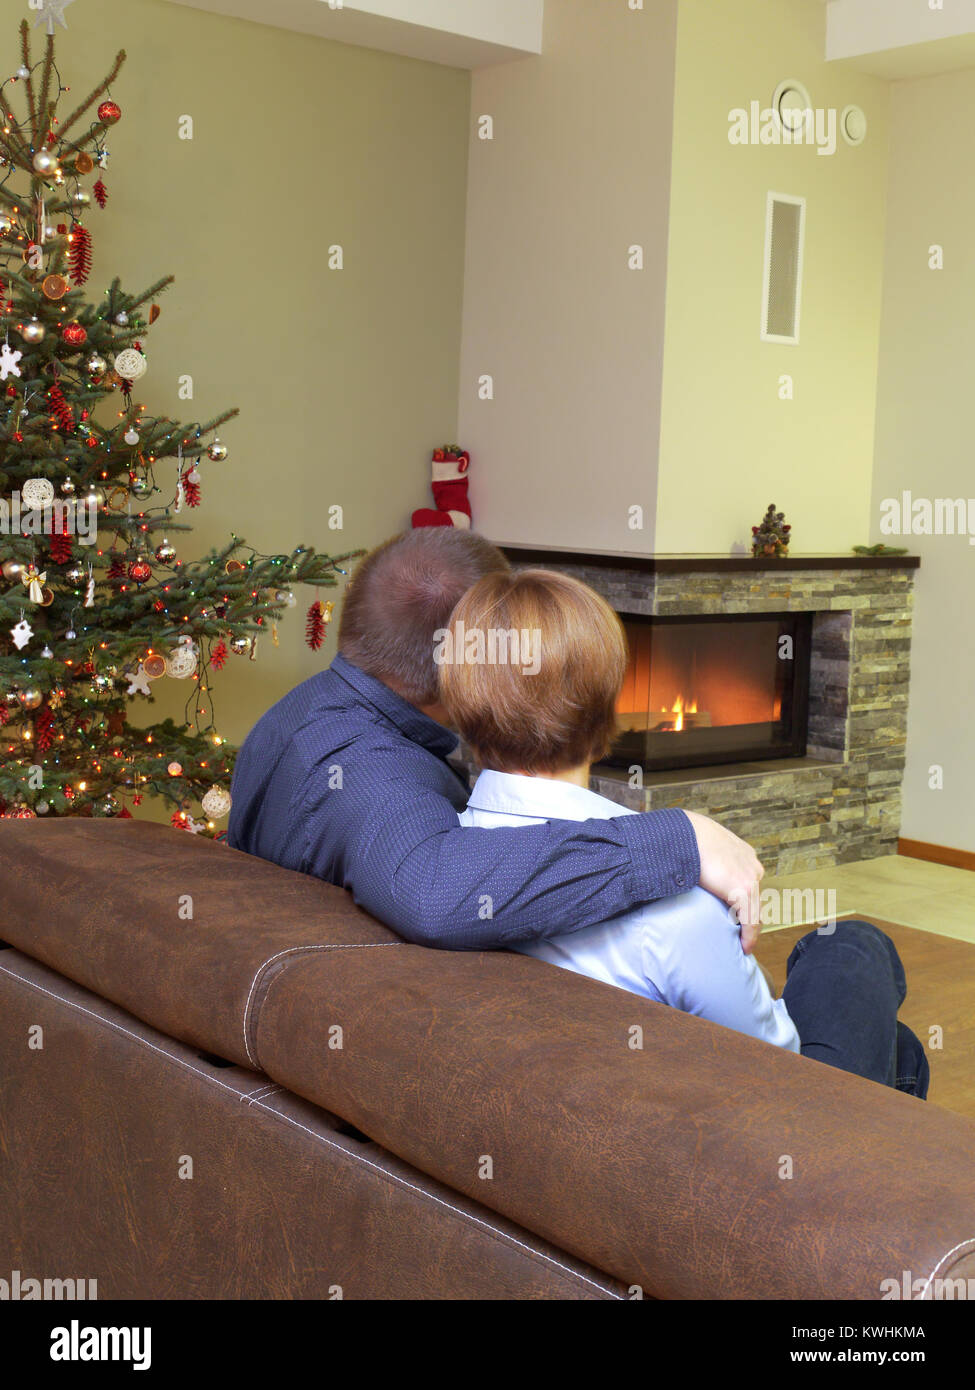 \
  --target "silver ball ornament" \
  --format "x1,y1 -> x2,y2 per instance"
18,687 -> 42,710
206,439 -> 228,462
71,190 -> 91,206
21,318 -> 45,344
1,559 -> 24,581
114,311 -> 129,326
86,353 -> 107,377
32,148 -> 59,177
0,214 -> 13,235
154,540 -> 176,563
60,478 -> 76,496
